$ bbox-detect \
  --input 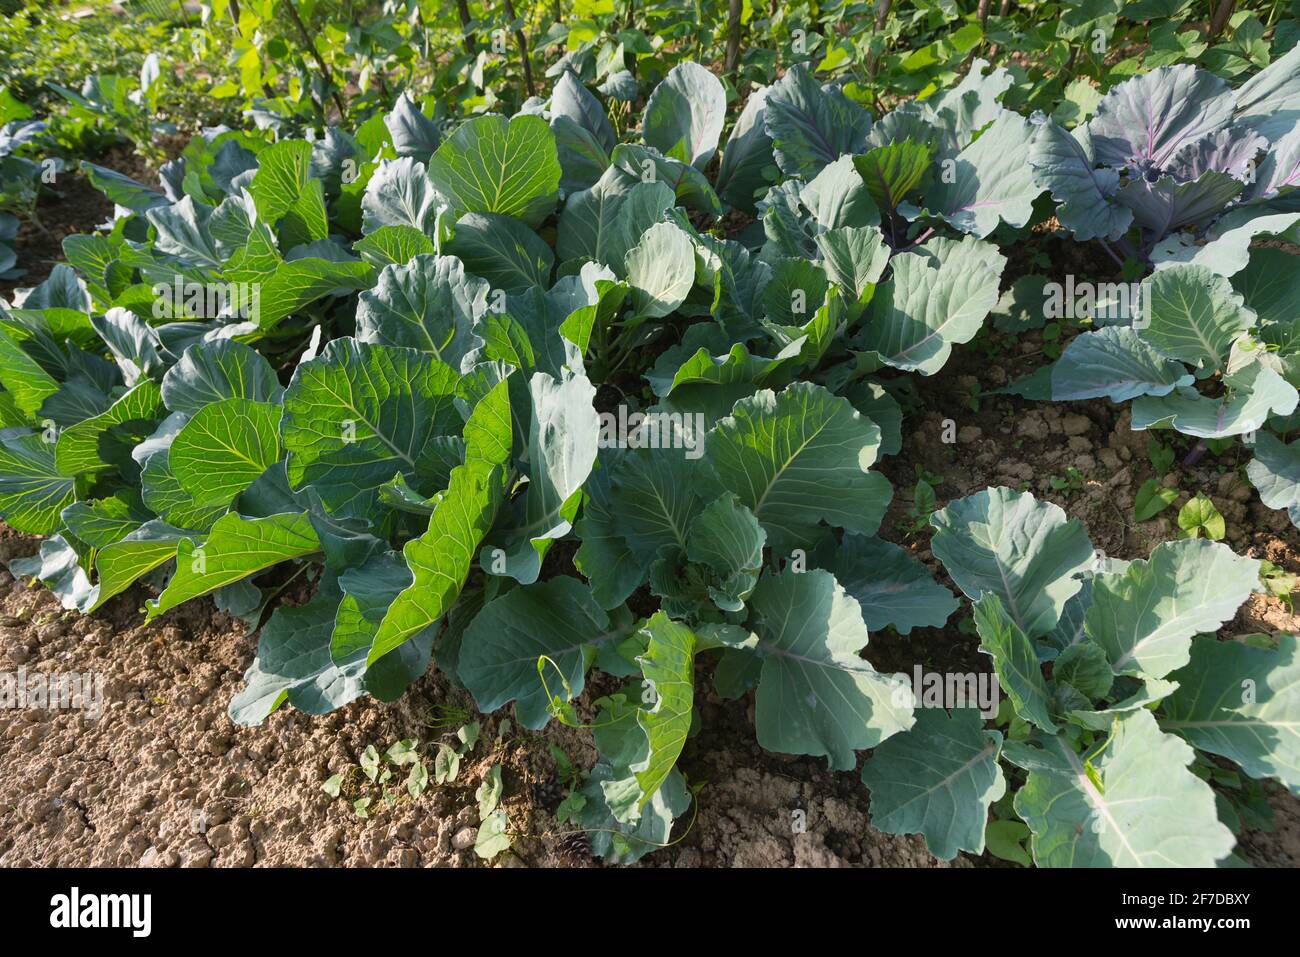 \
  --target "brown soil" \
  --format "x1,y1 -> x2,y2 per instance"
0,532 -> 945,869
0,145 -> 149,299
